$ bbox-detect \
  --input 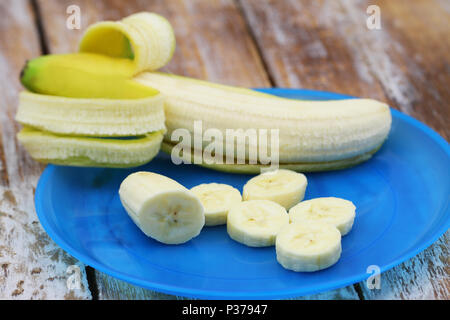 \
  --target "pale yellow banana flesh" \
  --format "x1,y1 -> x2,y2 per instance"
276,221 -> 342,272
135,72 -> 392,167
289,197 -> 356,236
17,127 -> 163,168
227,200 -> 289,247
190,183 -> 242,226
243,169 -> 307,209
119,172 -> 204,244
